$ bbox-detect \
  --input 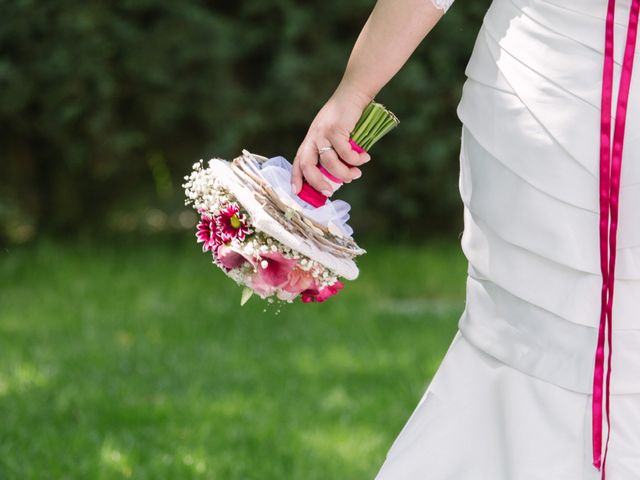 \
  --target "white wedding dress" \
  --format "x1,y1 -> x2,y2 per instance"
374,0 -> 640,478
